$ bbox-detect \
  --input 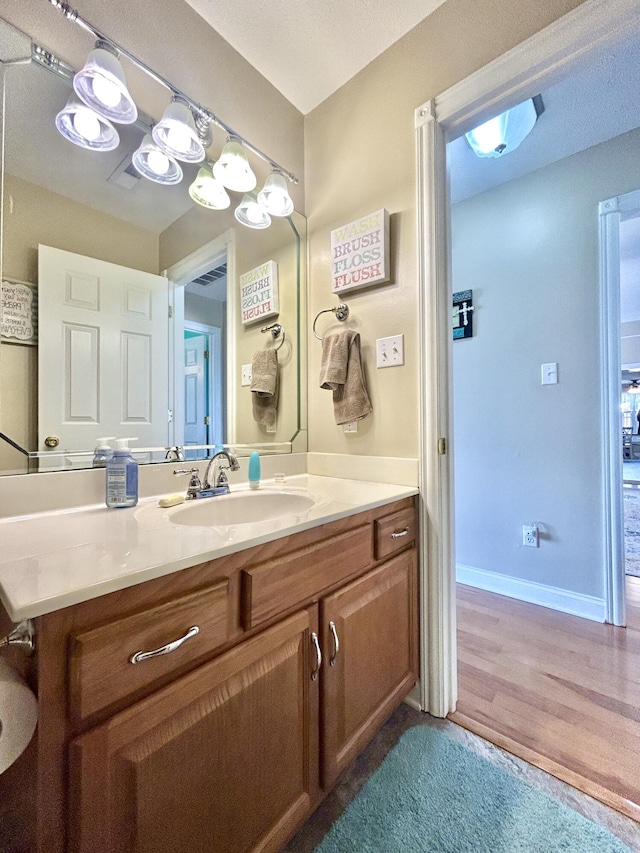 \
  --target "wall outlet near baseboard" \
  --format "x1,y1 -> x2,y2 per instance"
522,524 -> 539,547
